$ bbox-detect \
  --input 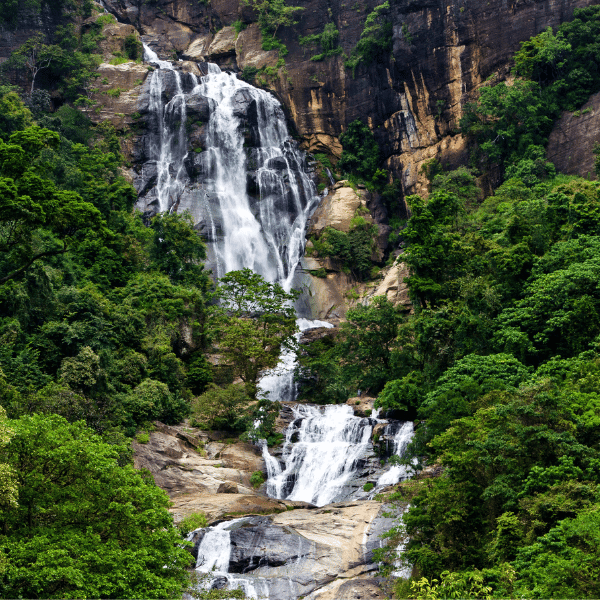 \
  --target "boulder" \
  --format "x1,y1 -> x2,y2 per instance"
363,261 -> 411,309
217,482 -> 239,494
346,396 -> 376,417
182,34 -> 214,61
169,492 -> 292,524
206,26 -> 236,59
219,442 -> 265,472
235,24 -> 279,71
308,184 -> 373,237
132,427 -> 258,498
